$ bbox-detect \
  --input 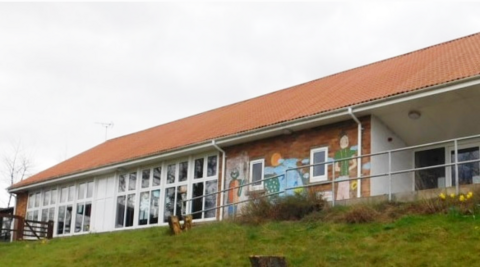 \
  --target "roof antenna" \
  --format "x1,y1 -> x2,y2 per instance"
96,122 -> 114,141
